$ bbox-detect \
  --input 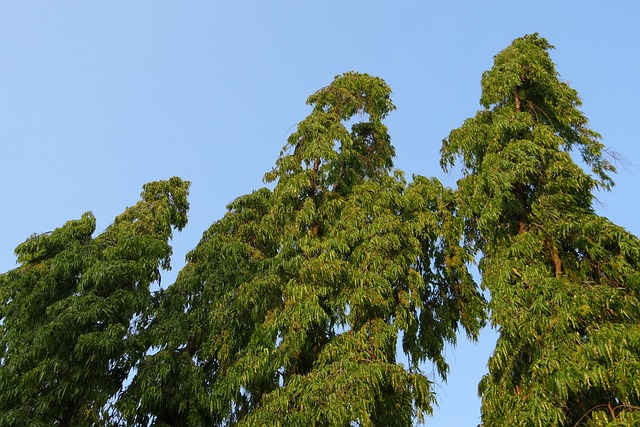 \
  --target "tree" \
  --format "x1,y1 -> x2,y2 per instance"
119,72 -> 486,426
0,178 -> 190,426
442,34 -> 640,426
